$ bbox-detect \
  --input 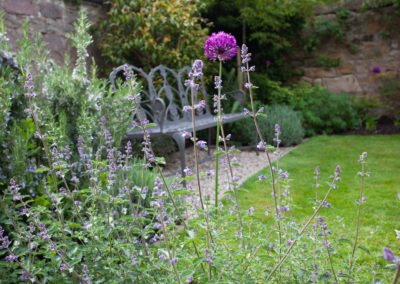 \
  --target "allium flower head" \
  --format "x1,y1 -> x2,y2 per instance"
204,32 -> 238,61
